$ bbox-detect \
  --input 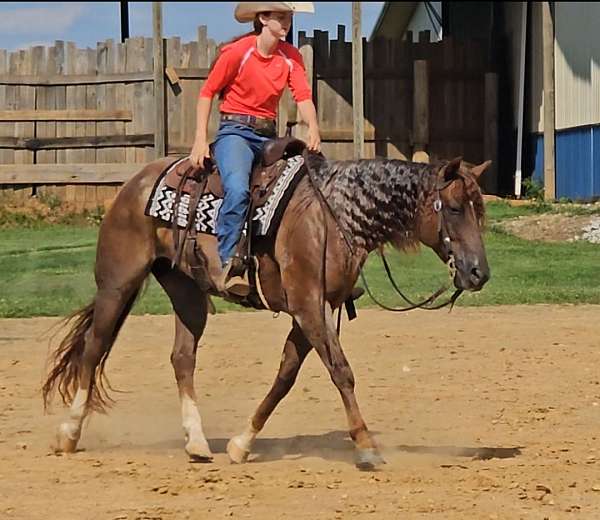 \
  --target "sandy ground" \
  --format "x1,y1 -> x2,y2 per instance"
1,306 -> 600,519
496,214 -> 596,243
